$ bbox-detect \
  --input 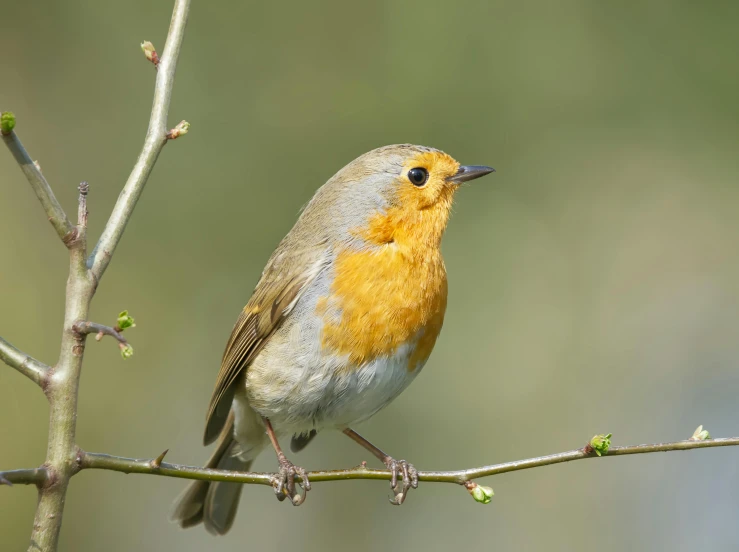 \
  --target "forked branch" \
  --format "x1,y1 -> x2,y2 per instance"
0,1 -> 191,551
